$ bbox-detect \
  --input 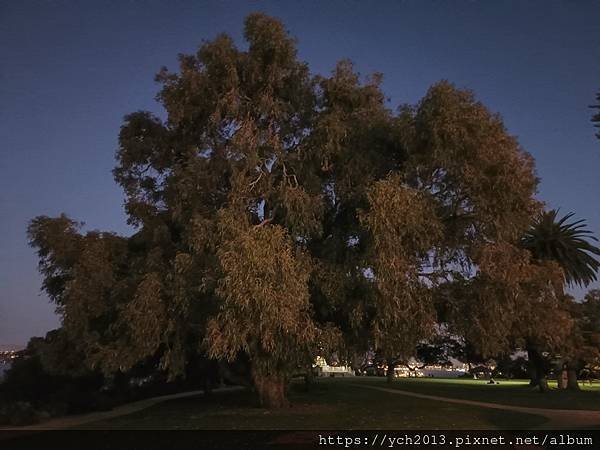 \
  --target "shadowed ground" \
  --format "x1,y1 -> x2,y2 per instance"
73,378 -> 549,430
5,377 -> 600,430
